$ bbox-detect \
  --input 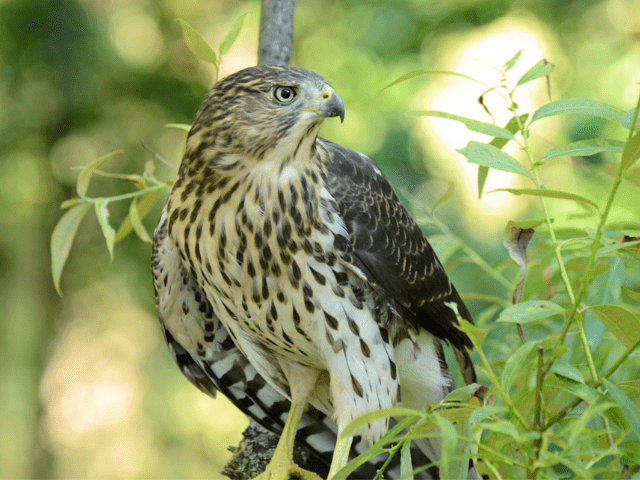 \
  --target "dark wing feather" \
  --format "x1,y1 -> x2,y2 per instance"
321,138 -> 474,355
